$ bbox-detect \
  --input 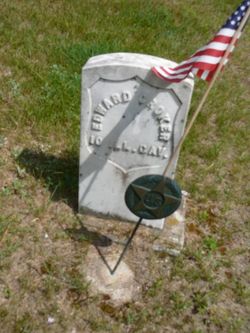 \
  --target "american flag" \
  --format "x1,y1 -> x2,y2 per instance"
152,1 -> 250,82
